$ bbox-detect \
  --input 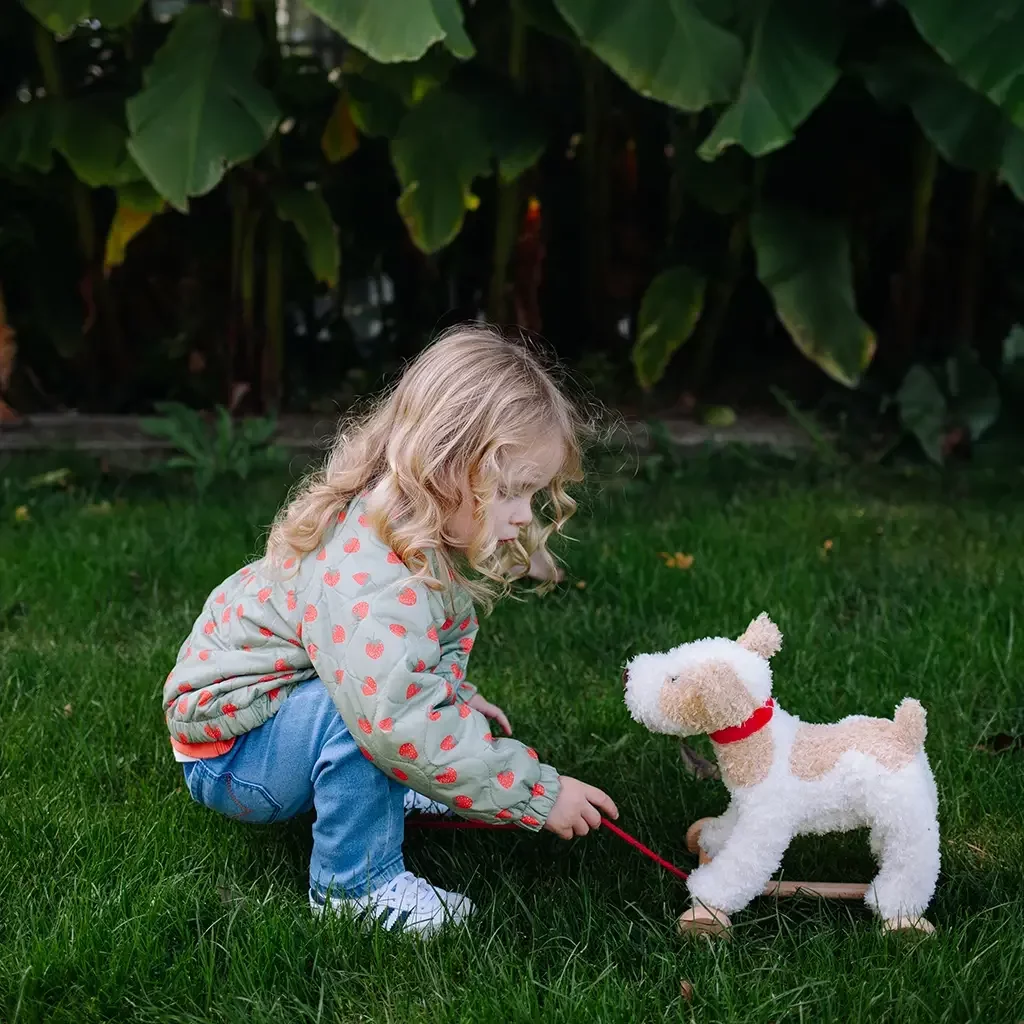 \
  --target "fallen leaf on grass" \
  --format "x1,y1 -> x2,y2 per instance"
63,703 -> 73,717
822,538 -> 834,555
974,733 -> 1023,754
680,980 -> 694,1001
575,580 -> 587,590
659,551 -> 695,570
14,505 -> 30,522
